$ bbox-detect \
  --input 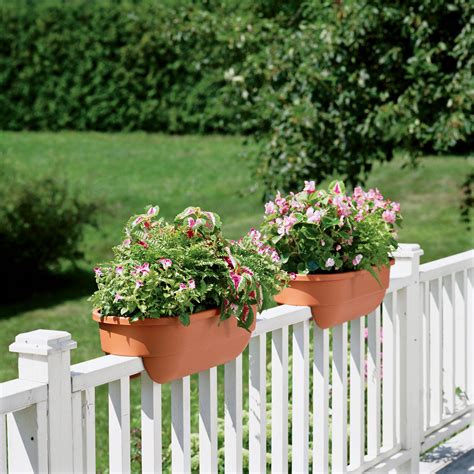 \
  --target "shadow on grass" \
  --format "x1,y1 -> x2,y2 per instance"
2,267 -> 95,320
